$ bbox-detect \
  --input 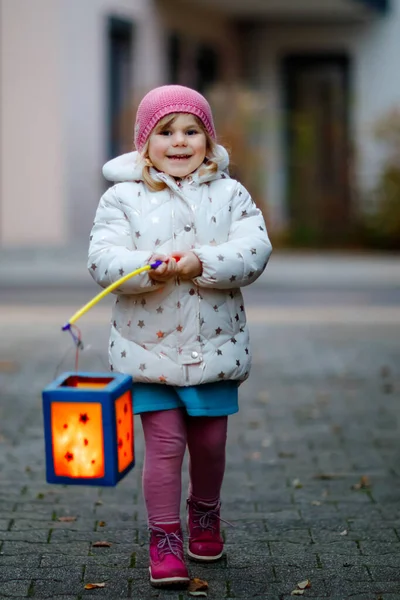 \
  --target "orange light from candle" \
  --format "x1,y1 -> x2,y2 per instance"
51,402 -> 105,478
115,391 -> 134,473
